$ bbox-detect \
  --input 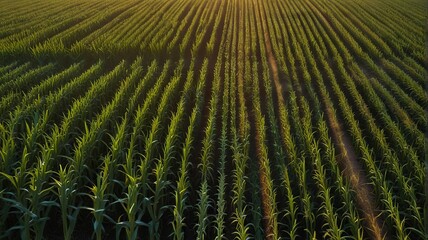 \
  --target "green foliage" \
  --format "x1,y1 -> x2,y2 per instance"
0,0 -> 425,239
